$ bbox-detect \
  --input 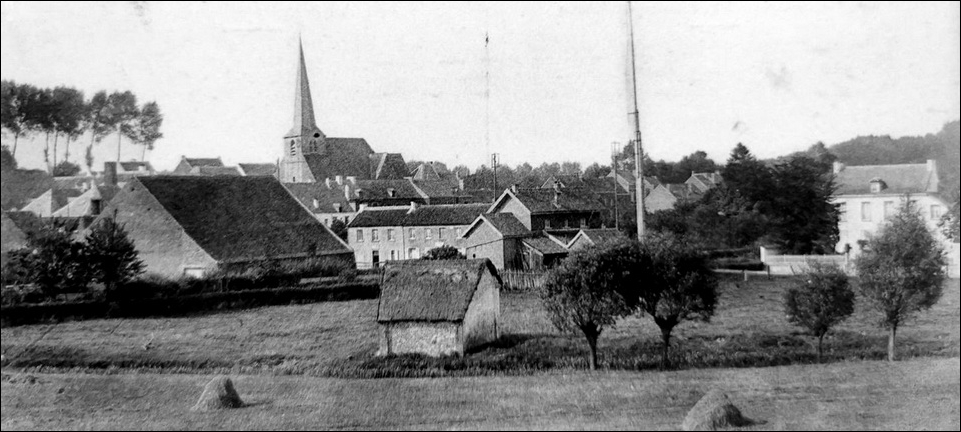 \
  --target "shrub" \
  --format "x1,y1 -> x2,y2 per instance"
855,199 -> 946,362
783,262 -> 855,362
20,220 -> 89,299
84,218 -> 145,301
422,245 -> 466,260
